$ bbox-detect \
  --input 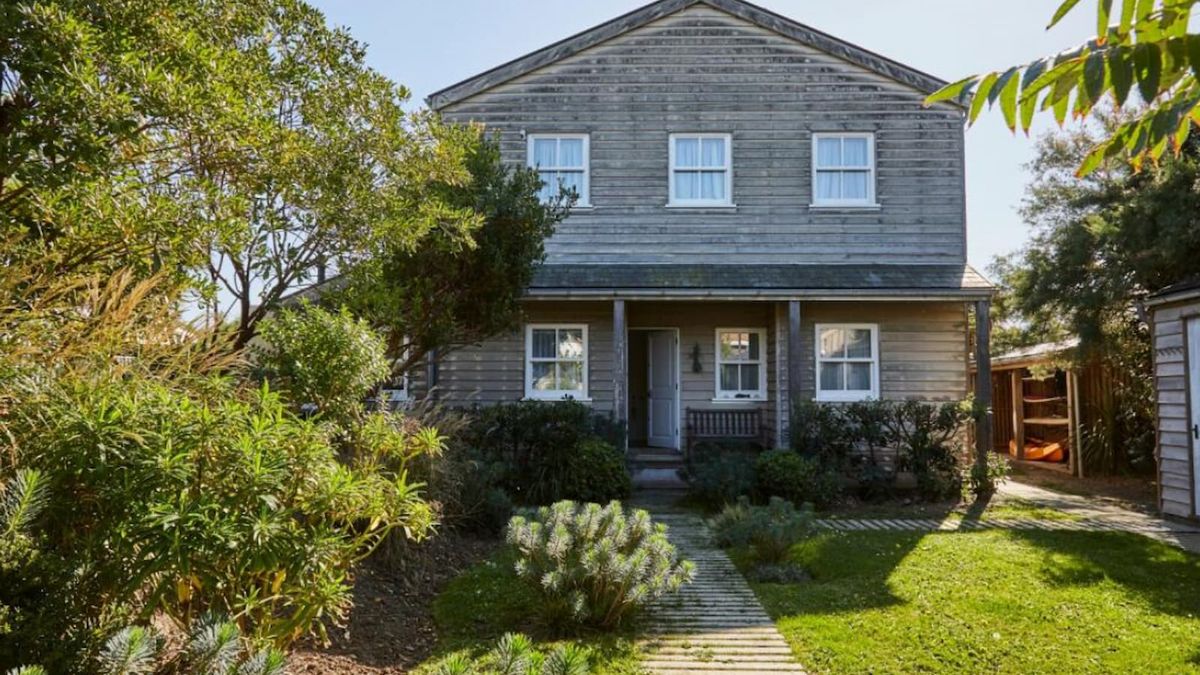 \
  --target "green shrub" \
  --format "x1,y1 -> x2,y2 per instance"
755,449 -> 841,508
430,632 -> 591,675
559,438 -> 631,503
505,501 -> 694,630
683,441 -> 758,506
466,401 -> 627,505
789,400 -> 856,468
968,449 -> 1011,497
885,399 -> 973,500
1,369 -> 439,664
252,301 -> 391,426
708,497 -> 816,564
